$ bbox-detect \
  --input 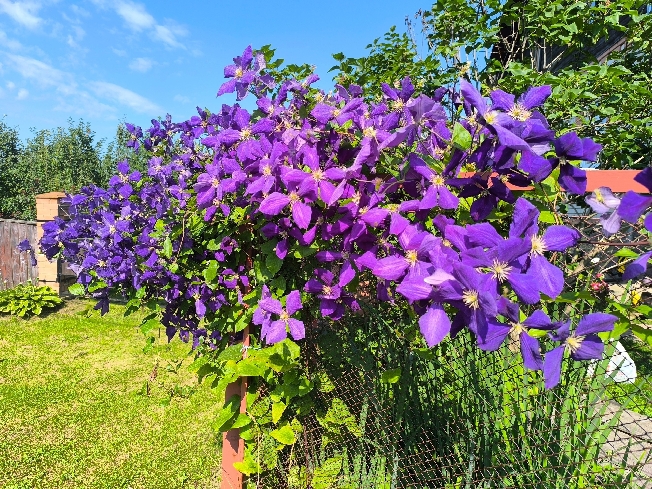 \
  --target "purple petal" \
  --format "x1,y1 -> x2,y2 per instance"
477,321 -> 511,351
530,255 -> 564,299
373,255 -> 410,281
570,335 -> 604,361
520,332 -> 543,371
396,277 -> 433,302
259,298 -> 283,315
265,320 -> 288,344
623,251 -> 652,281
339,261 -> 356,287
418,304 -> 451,347
543,345 -> 566,389
510,198 -> 539,238
260,192 -> 290,215
285,290 -> 303,315
287,319 -> 305,341
520,86 -> 551,109
460,80 -> 487,114
519,151 -> 554,182
542,225 -> 580,251
618,191 -> 652,223
523,310 -> 552,330
292,201 -> 312,229
634,167 -> 652,192
576,313 -> 616,336
508,272 -> 541,304
558,164 -> 587,195
217,79 -> 237,97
